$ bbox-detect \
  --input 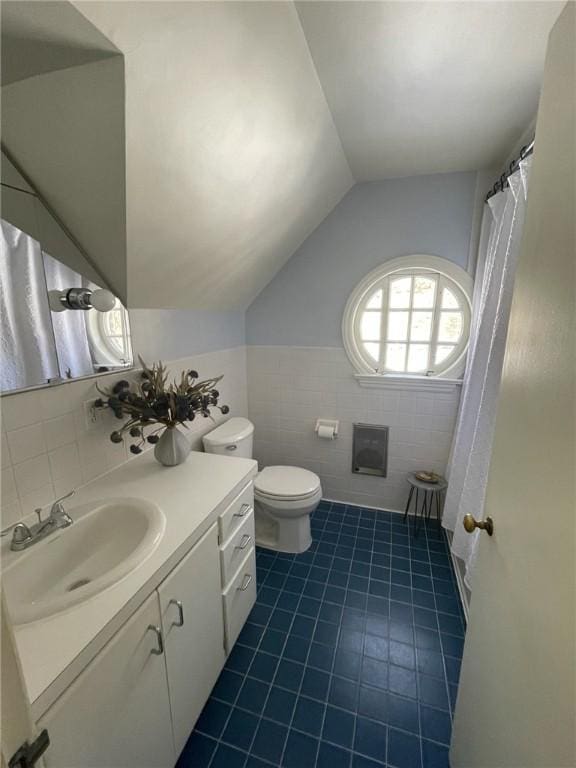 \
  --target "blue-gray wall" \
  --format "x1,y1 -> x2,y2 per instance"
246,172 -> 477,347
130,309 -> 245,361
